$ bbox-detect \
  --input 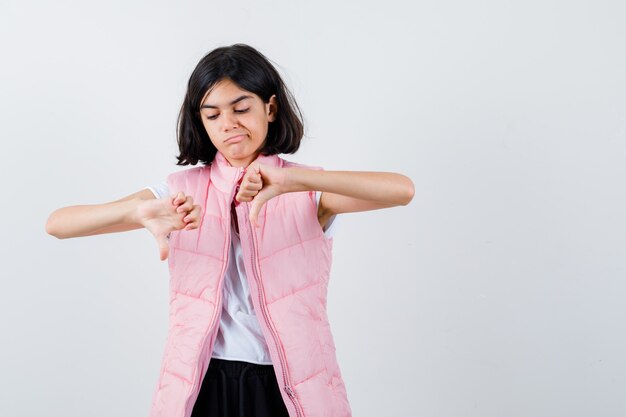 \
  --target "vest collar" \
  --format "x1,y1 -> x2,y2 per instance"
209,150 -> 282,192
